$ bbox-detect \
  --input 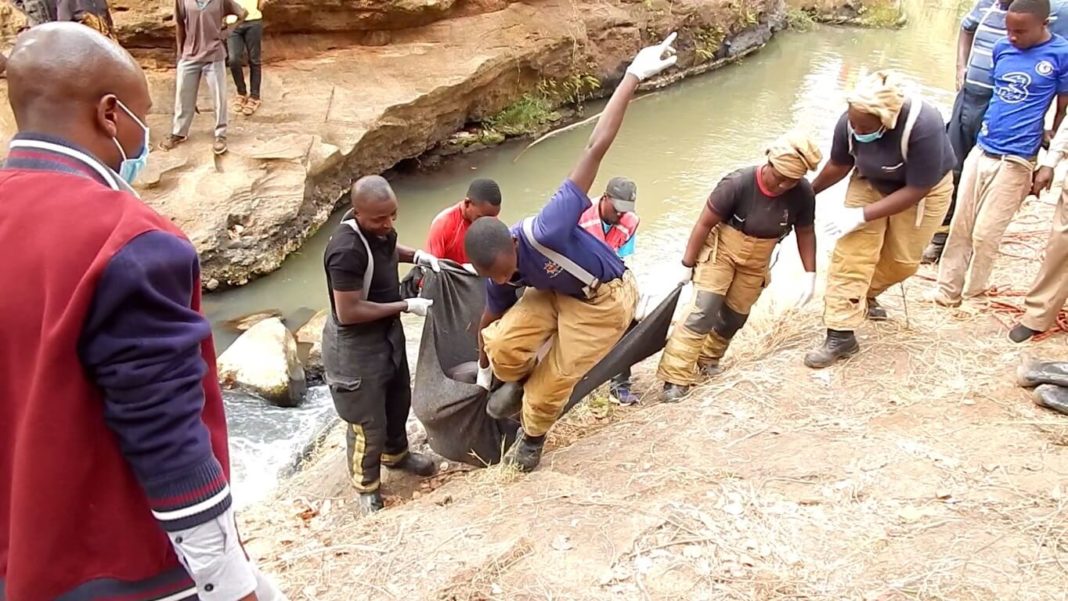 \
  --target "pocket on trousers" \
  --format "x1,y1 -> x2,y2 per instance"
327,374 -> 363,394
